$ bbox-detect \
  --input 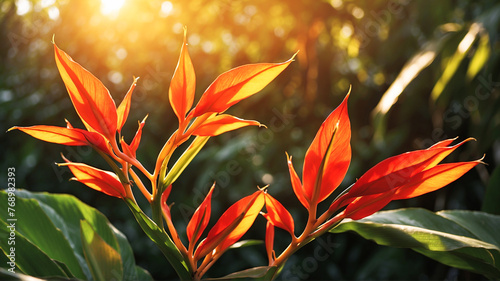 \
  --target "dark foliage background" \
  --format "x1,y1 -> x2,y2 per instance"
1,0 -> 499,280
